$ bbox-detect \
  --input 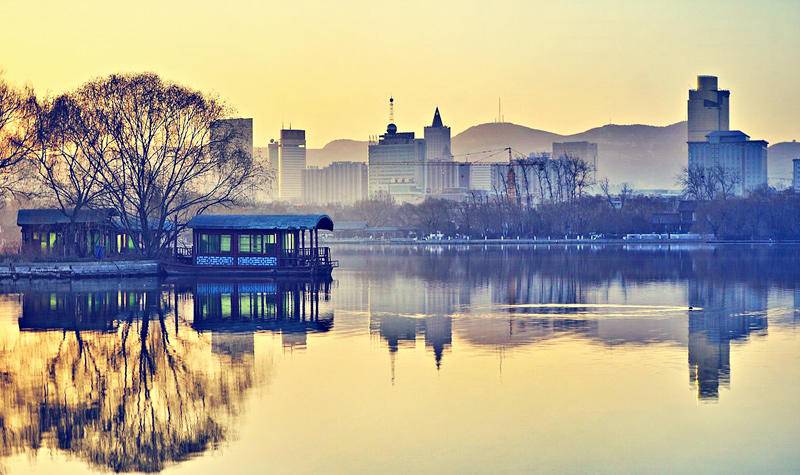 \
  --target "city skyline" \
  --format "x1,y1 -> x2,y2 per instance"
2,0 -> 799,148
